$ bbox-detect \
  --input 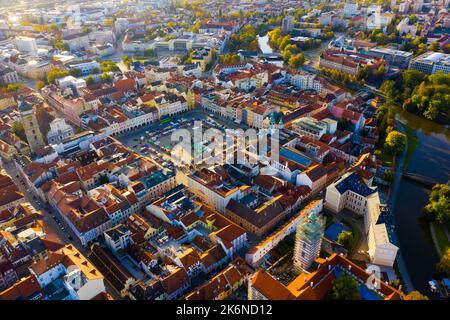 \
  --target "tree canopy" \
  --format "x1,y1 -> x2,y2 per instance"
436,248 -> 450,277
337,231 -> 354,251
331,274 -> 360,300
424,184 -> 450,226
405,291 -> 429,300
228,25 -> 258,51
384,130 -> 406,155
47,68 -> 69,84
